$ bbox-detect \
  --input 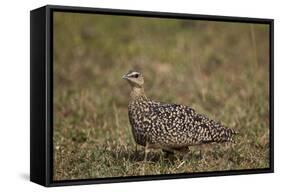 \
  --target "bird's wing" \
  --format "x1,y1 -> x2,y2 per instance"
191,113 -> 237,143
147,102 -> 236,144
147,102 -> 196,132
